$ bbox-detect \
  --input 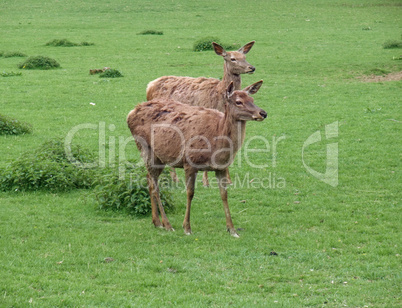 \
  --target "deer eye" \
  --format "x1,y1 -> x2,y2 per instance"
235,101 -> 243,106
231,58 -> 236,62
